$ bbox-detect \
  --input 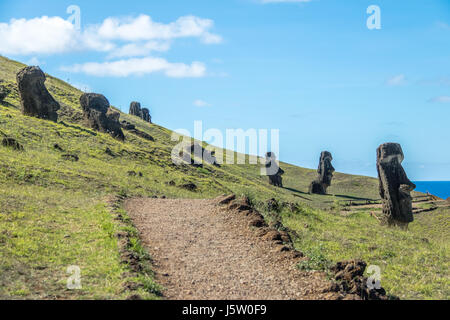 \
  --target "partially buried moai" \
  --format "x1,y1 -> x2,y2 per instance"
376,143 -> 416,228
265,152 -> 284,187
309,151 -> 334,195
16,66 -> 60,121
